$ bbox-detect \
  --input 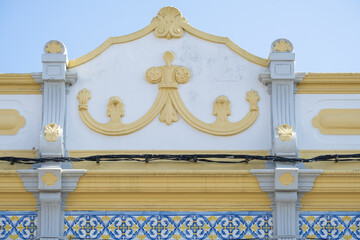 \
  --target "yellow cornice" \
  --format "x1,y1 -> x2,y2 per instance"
0,170 -> 37,210
70,150 -> 269,170
67,7 -> 268,68
300,150 -> 360,170
69,150 -> 269,158
297,73 -> 360,94
301,170 -> 360,211
0,73 -> 41,95
66,169 -> 271,211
